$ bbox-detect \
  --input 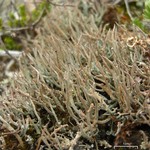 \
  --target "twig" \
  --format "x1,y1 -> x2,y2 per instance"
0,50 -> 23,58
124,0 -> 133,20
47,0 -> 75,7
